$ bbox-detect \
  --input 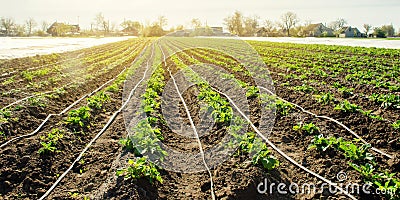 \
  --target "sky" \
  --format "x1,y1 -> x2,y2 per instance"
1,0 -> 400,32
